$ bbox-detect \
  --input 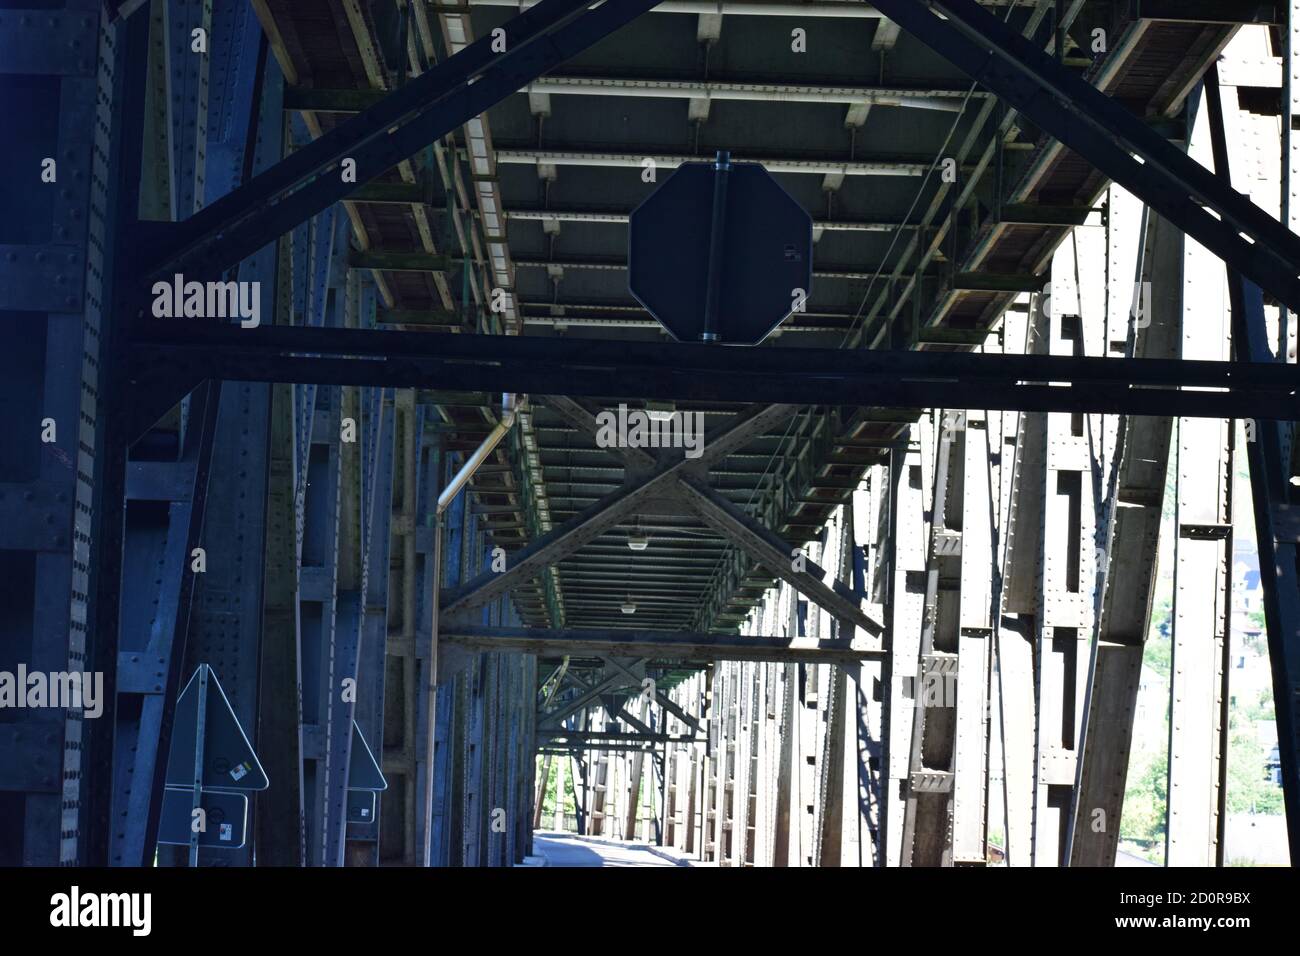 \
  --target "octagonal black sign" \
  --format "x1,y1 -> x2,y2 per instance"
628,159 -> 813,345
